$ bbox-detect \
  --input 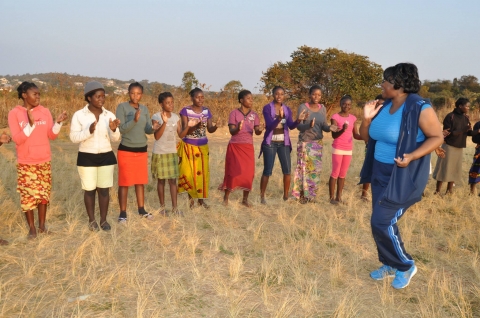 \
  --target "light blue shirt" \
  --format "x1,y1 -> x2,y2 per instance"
369,102 -> 431,164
